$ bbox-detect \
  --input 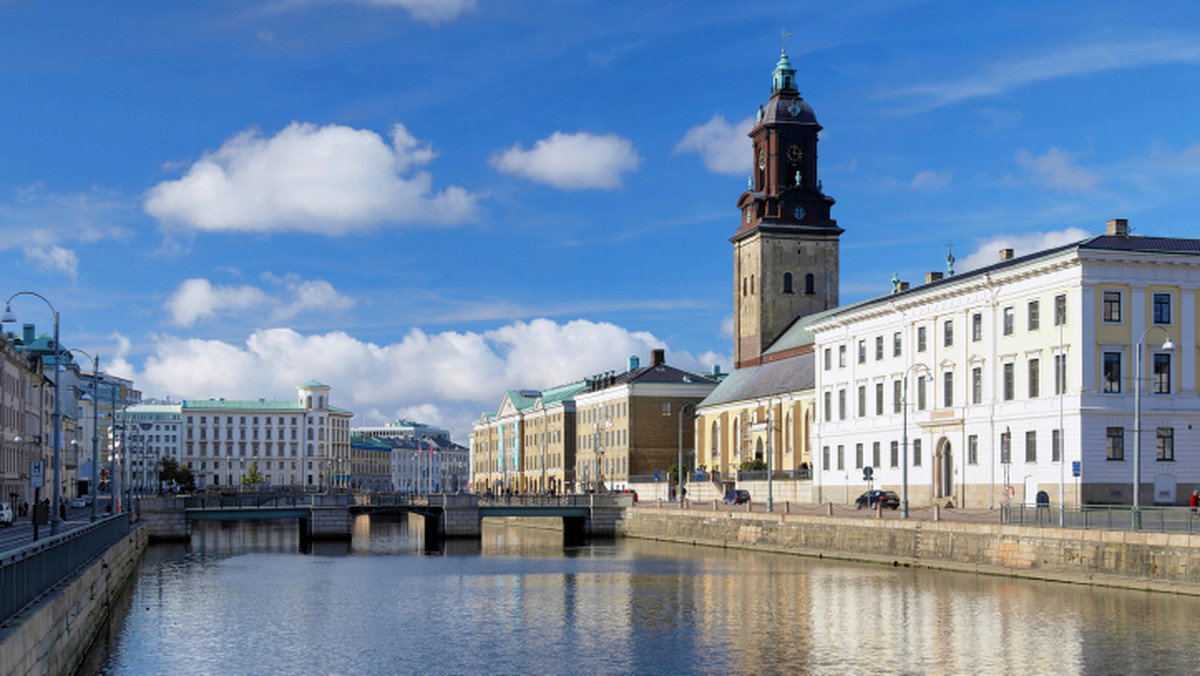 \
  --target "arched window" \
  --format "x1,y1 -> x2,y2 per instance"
318,396 -> 324,409
307,428 -> 314,441
306,395 -> 313,409
786,410 -> 794,454
805,273 -> 815,295
711,421 -> 719,454
750,275 -> 755,295
783,272 -> 793,294
742,278 -> 747,297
